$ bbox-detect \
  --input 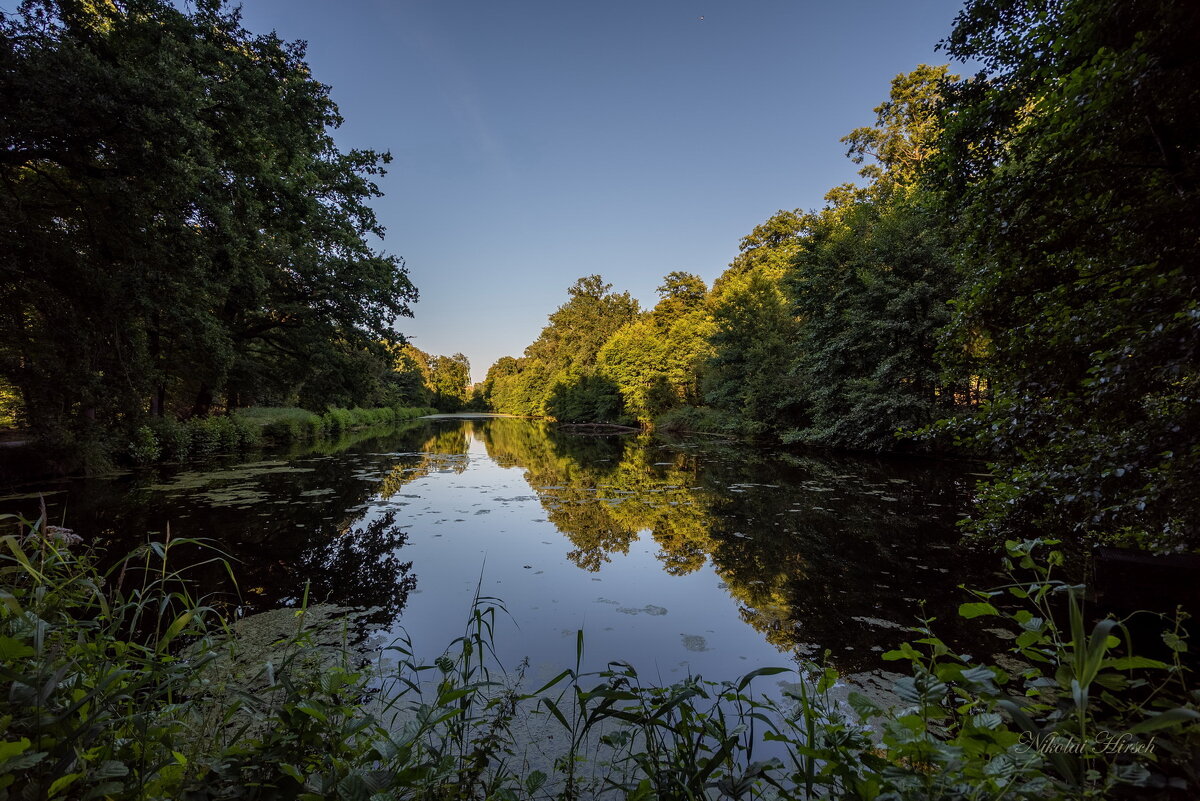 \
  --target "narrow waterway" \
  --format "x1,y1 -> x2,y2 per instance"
1,415 -> 996,686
